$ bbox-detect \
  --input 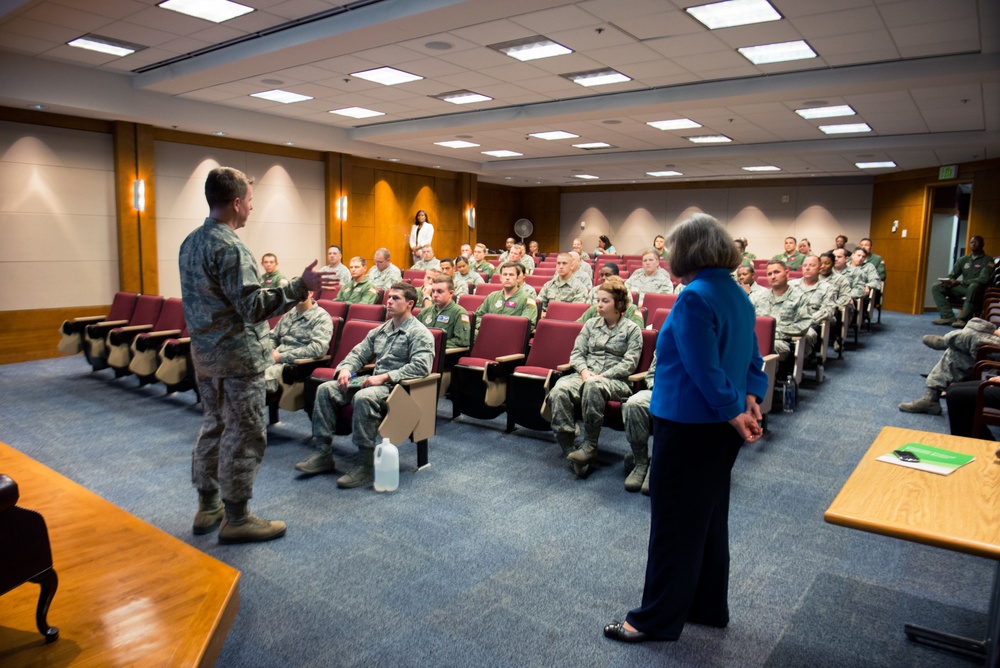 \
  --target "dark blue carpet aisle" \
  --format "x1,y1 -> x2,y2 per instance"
0,311 -> 990,667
